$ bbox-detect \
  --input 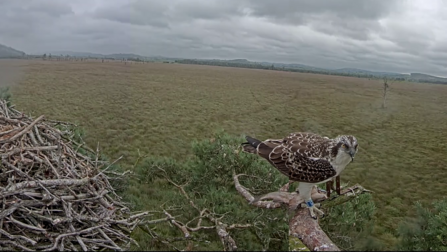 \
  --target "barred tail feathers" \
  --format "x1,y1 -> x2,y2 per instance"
241,136 -> 262,154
